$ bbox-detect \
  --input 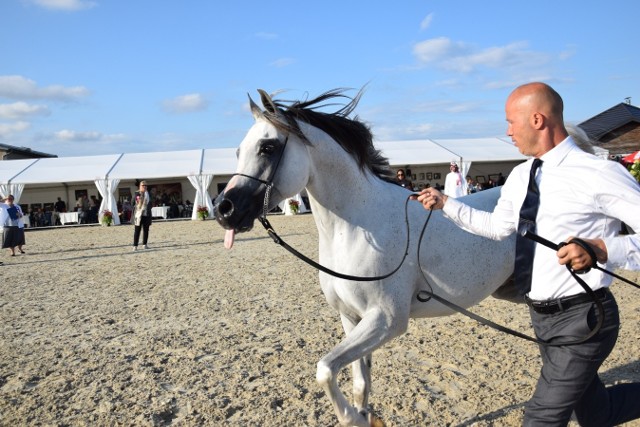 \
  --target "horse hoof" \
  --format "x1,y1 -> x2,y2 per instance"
369,414 -> 385,427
